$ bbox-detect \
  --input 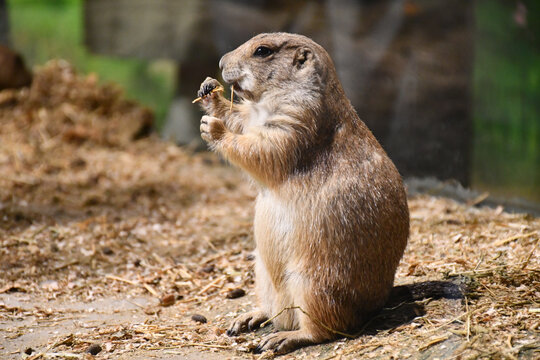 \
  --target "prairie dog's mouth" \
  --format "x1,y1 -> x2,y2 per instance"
223,69 -> 255,100
223,70 -> 255,101
231,82 -> 242,92
231,81 -> 247,100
